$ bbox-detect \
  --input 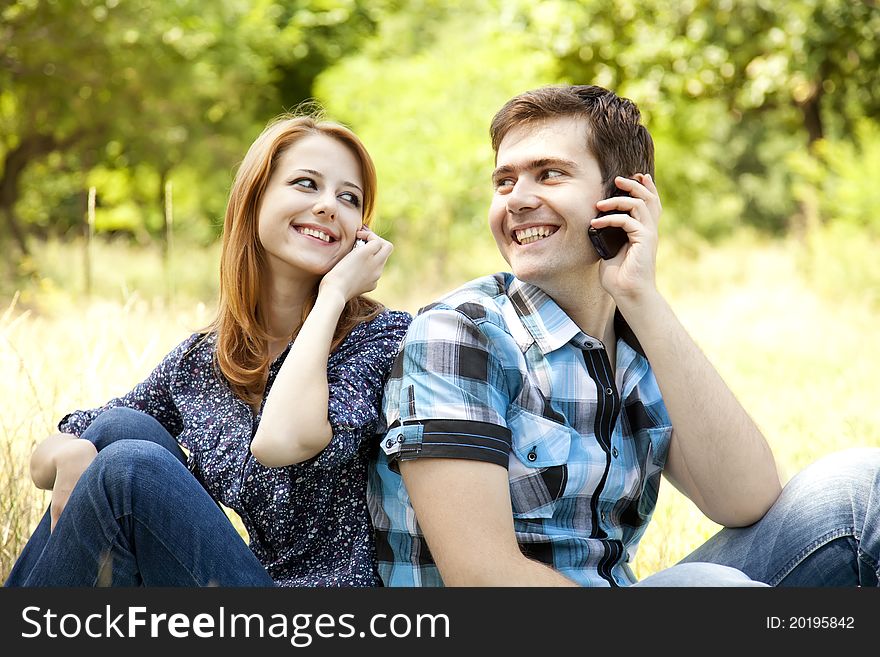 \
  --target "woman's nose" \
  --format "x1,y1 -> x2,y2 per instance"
312,193 -> 337,220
